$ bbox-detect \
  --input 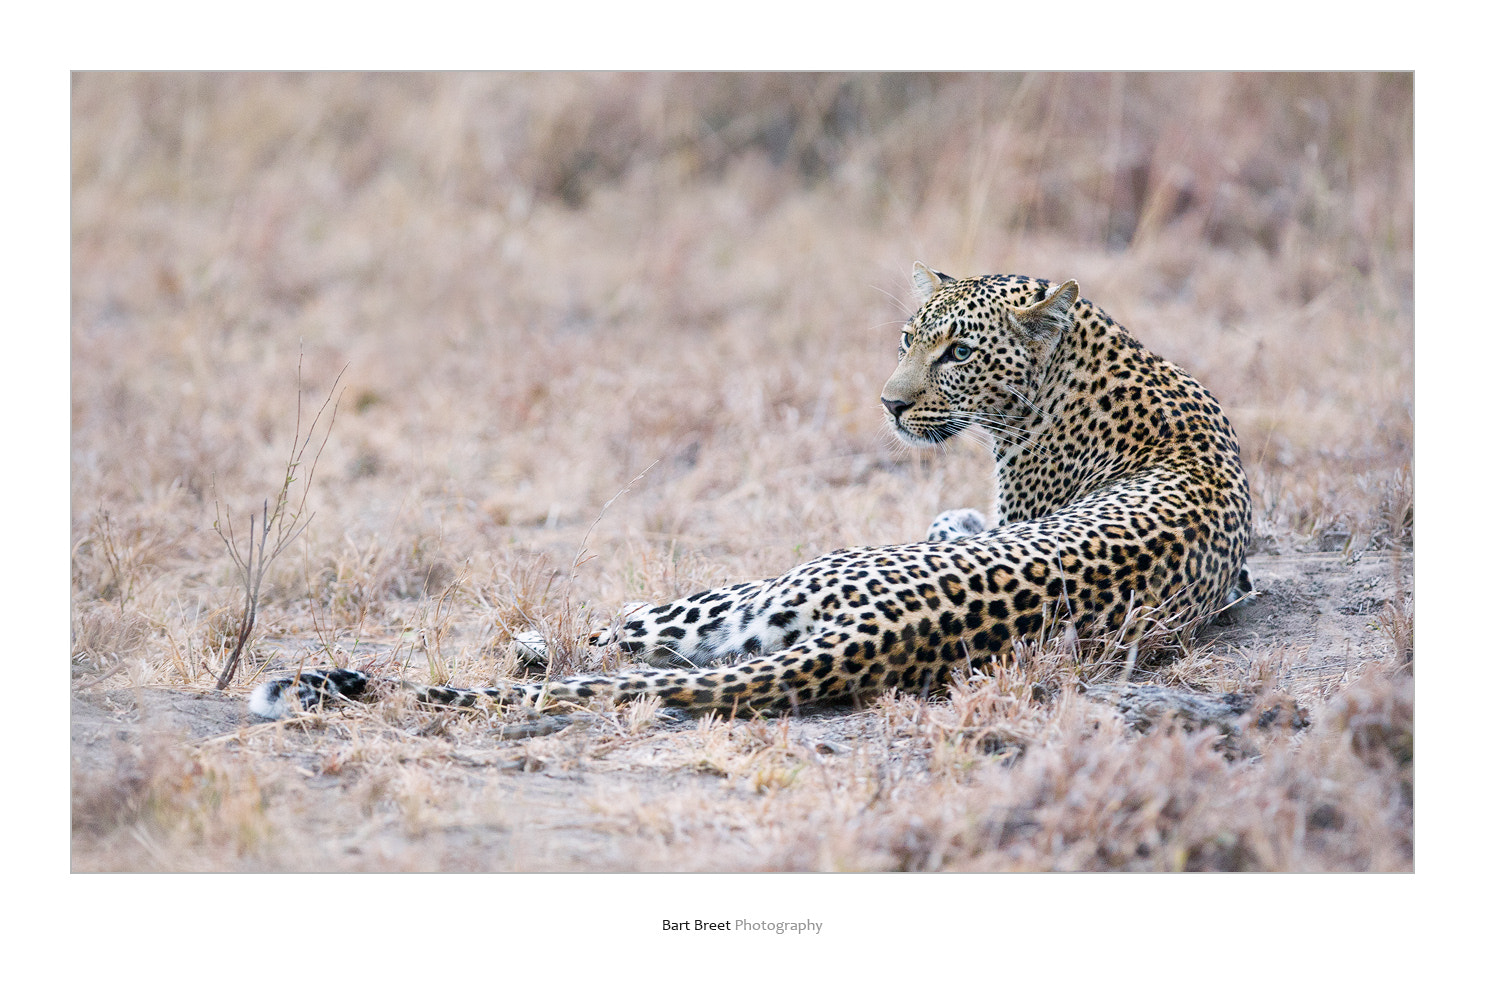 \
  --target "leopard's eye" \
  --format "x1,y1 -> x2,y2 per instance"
948,342 -> 974,362
900,331 -> 914,349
